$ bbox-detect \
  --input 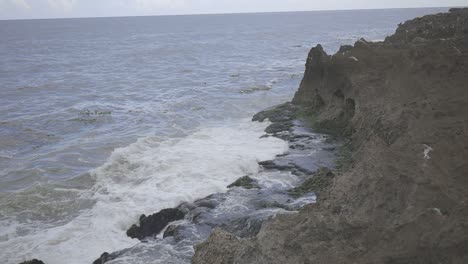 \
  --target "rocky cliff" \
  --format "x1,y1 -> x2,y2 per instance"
193,8 -> 468,264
